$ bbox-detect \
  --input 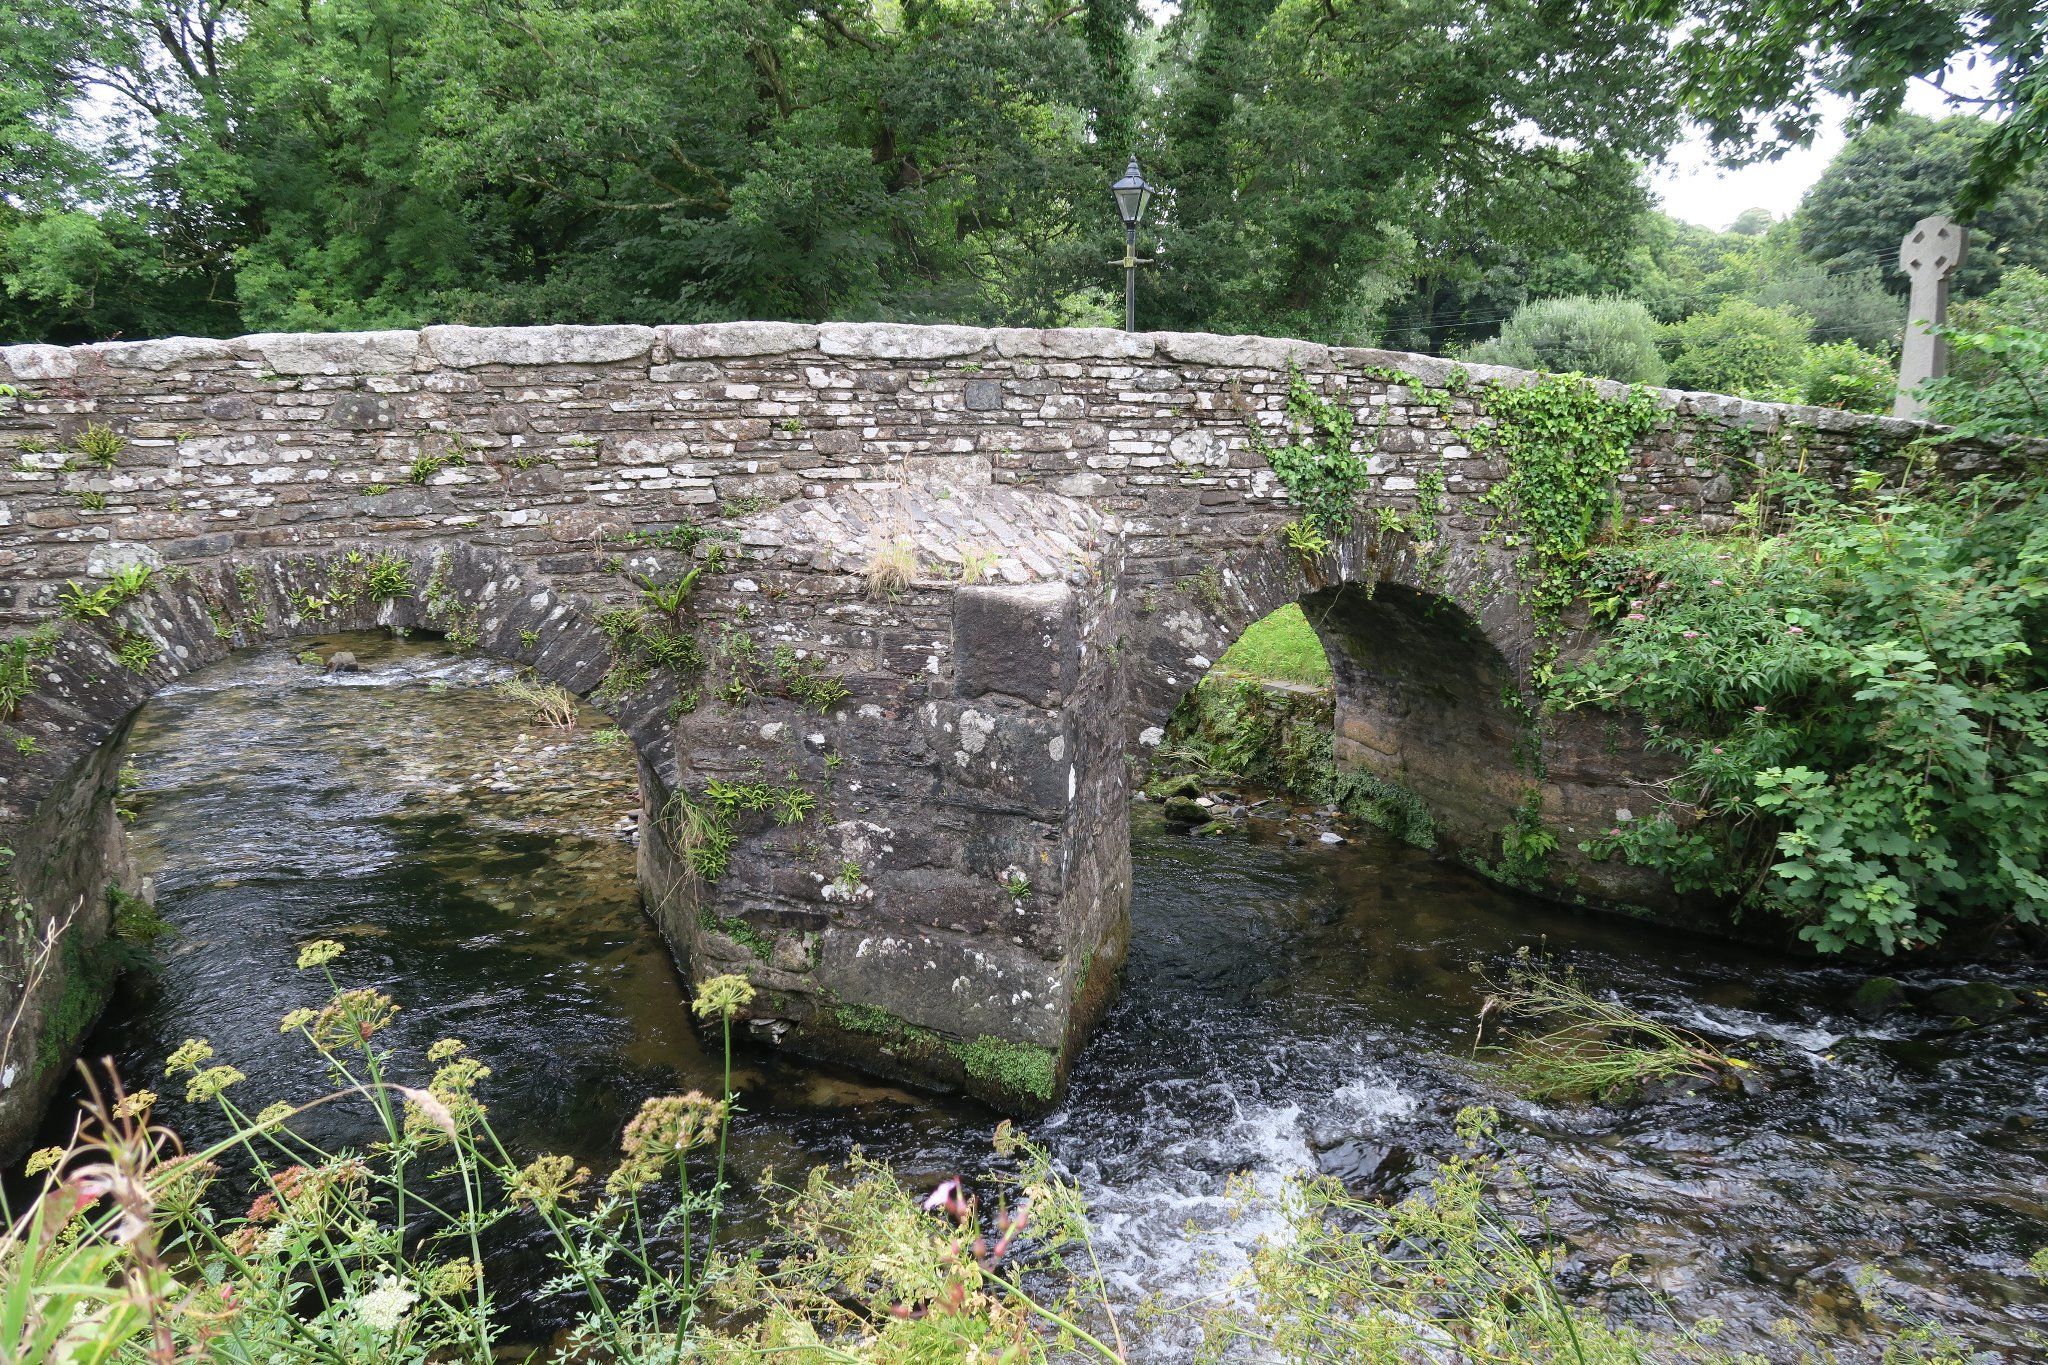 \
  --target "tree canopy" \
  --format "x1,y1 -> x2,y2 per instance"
0,0 -> 2039,351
